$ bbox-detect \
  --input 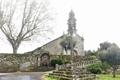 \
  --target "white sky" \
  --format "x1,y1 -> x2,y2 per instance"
0,0 -> 120,53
